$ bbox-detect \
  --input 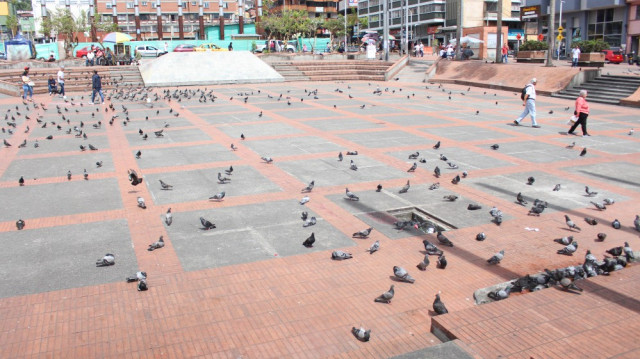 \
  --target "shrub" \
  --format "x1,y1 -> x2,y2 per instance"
519,40 -> 549,51
572,39 -> 610,53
